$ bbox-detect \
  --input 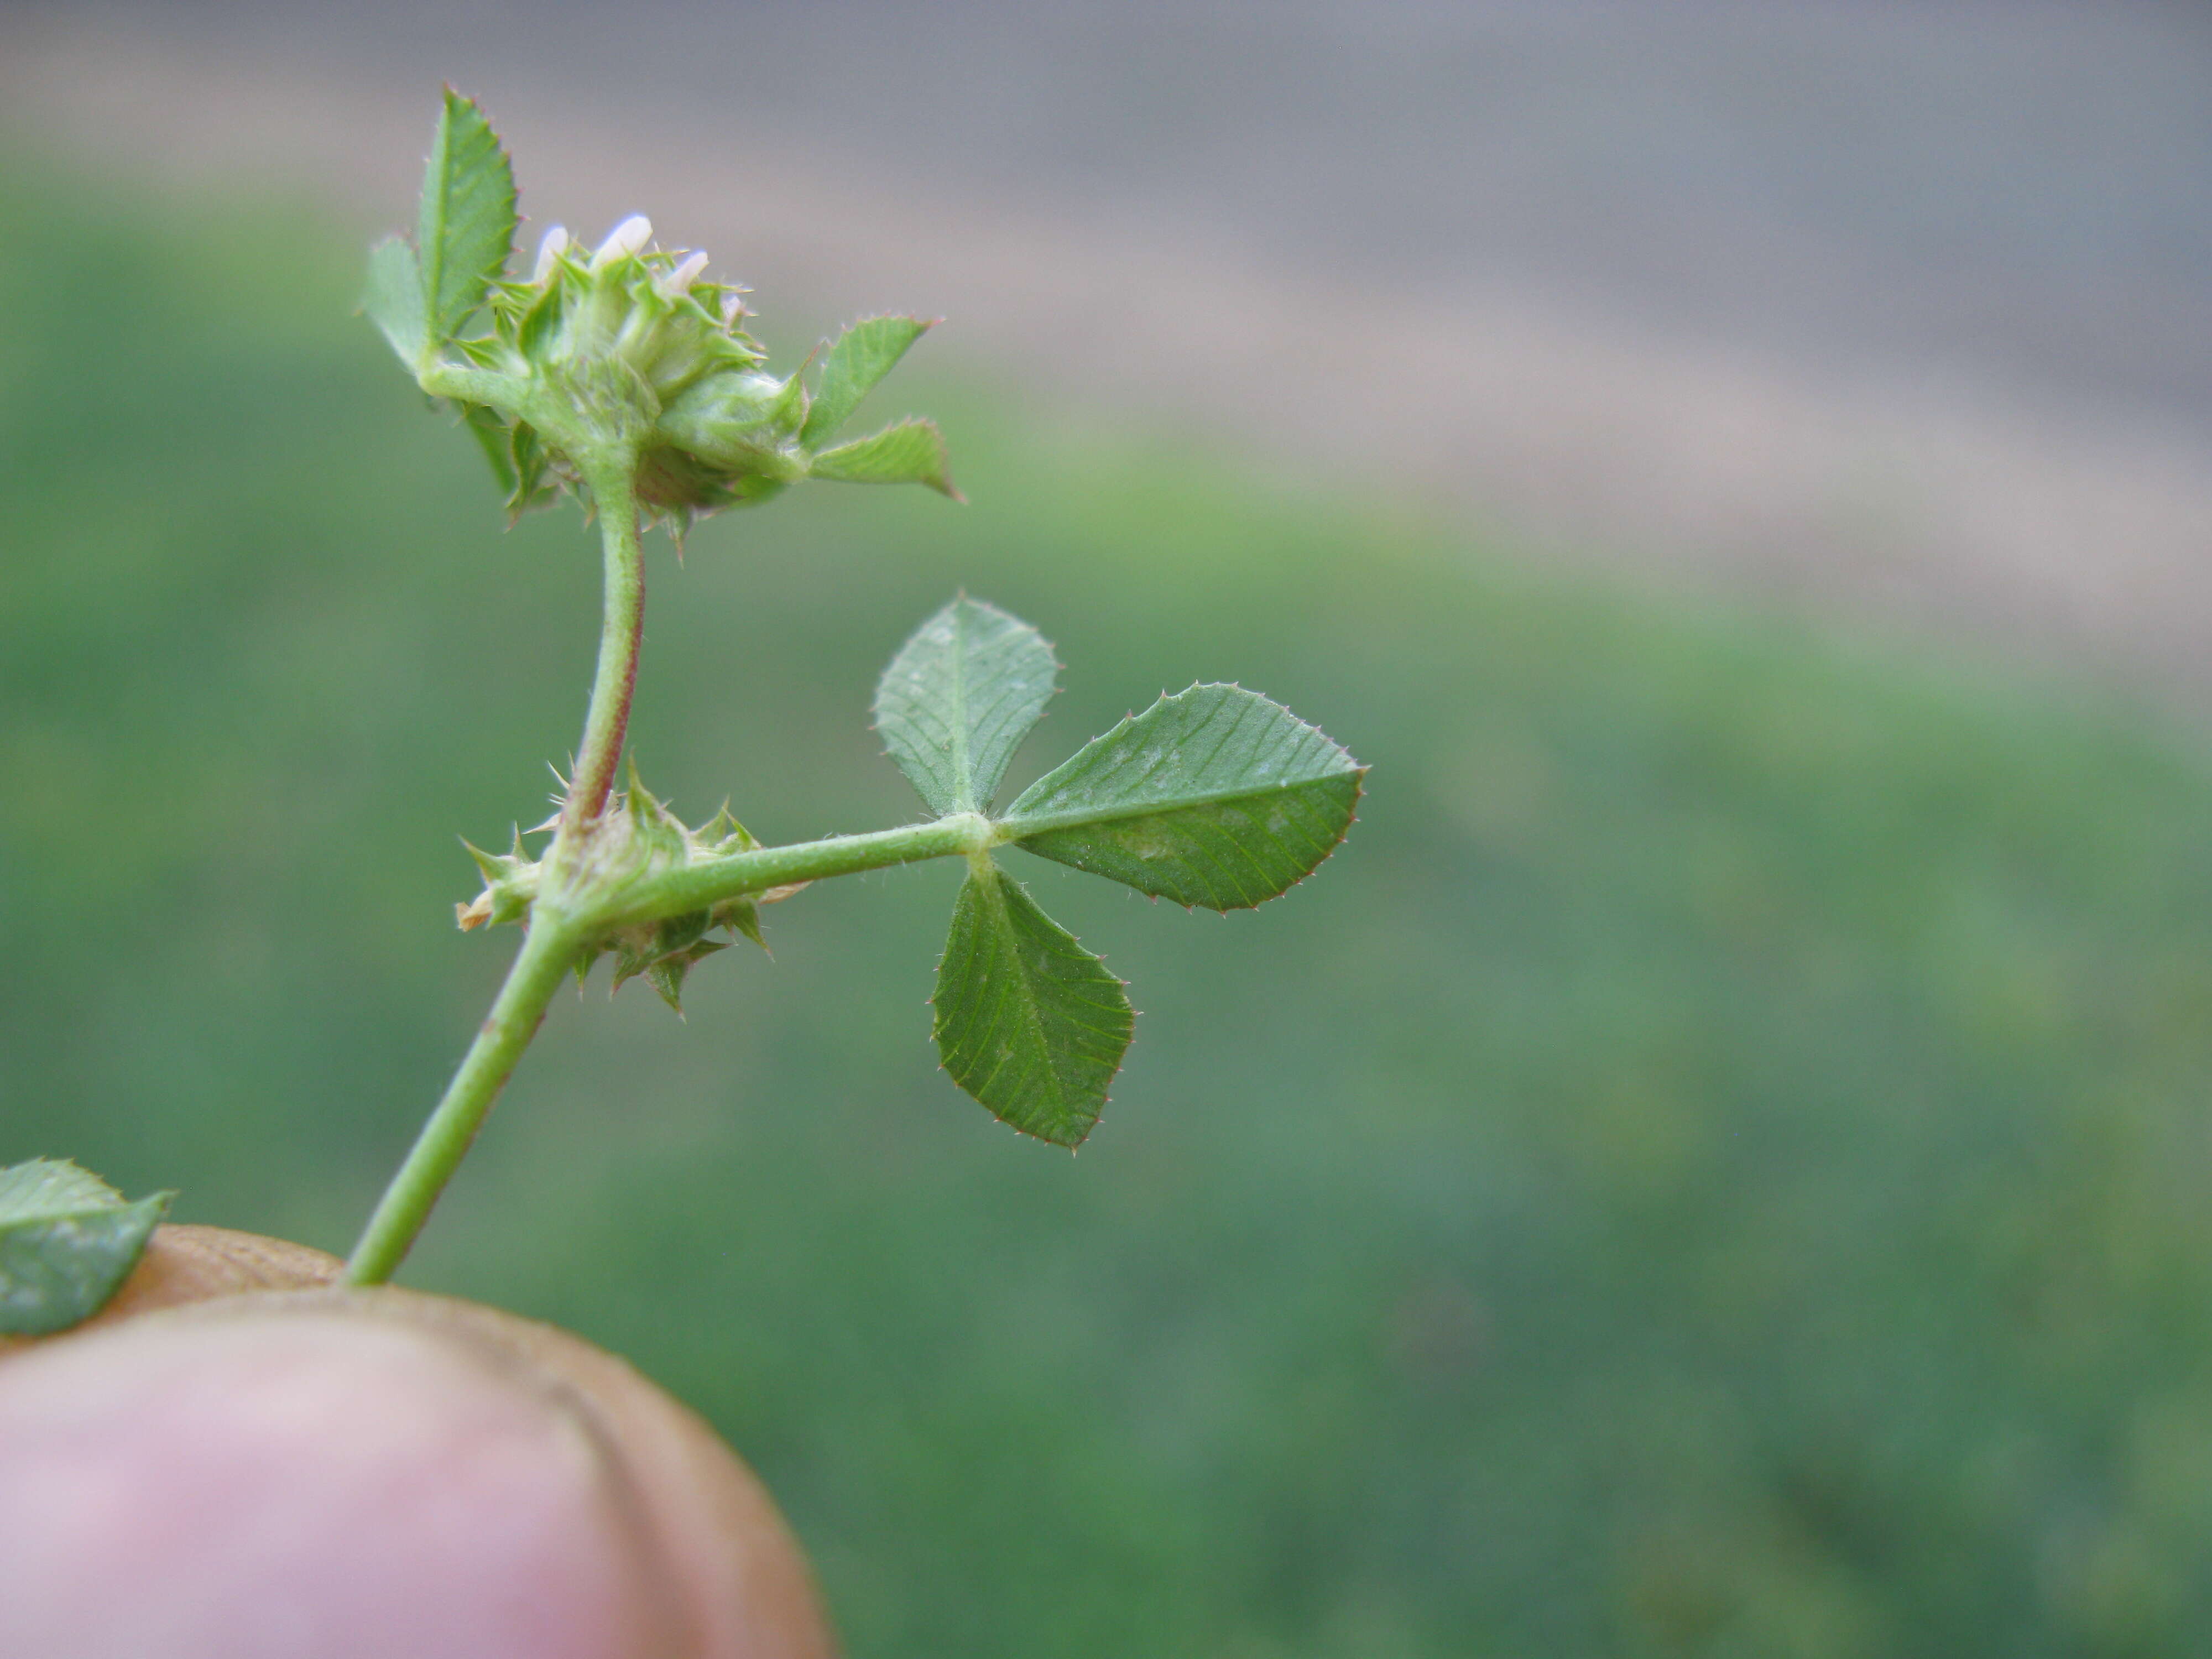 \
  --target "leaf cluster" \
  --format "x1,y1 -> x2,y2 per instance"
879,599 -> 1364,1146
